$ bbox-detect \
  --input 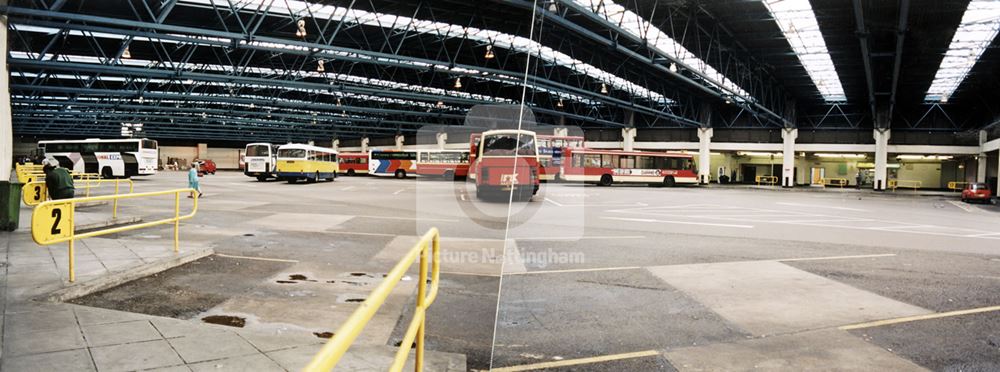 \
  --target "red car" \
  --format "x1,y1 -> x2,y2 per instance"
194,159 -> 217,175
961,182 -> 992,203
